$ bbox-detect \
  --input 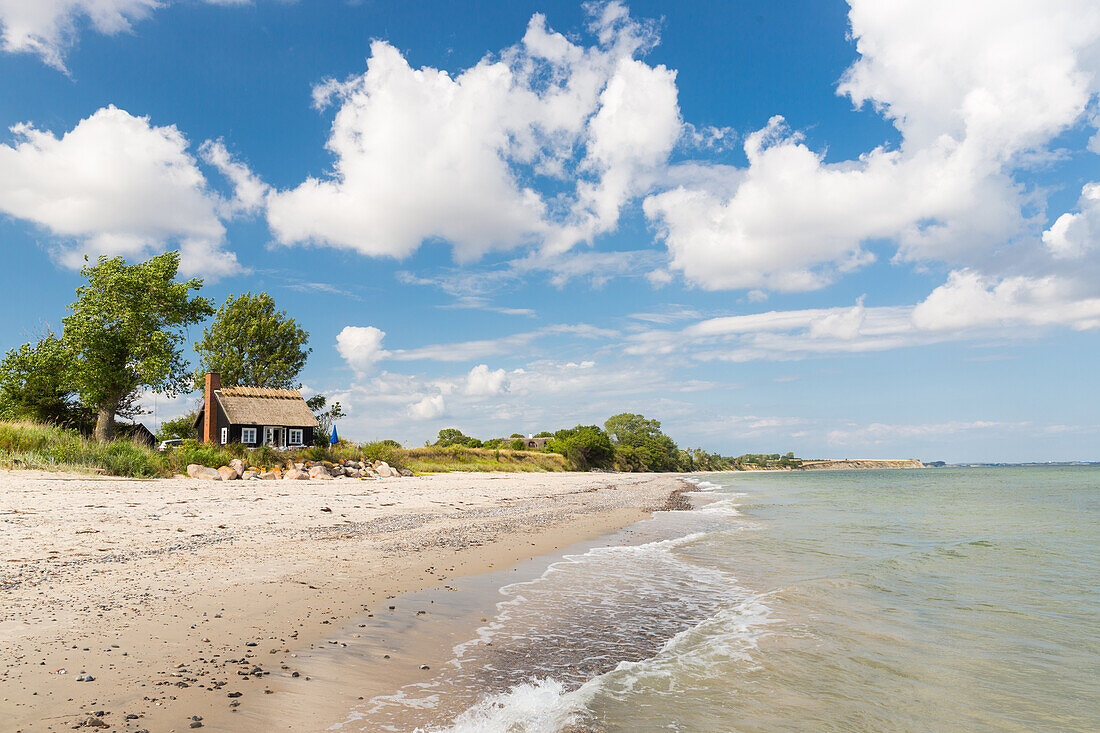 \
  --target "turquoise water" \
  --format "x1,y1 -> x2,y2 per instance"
345,467 -> 1100,731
